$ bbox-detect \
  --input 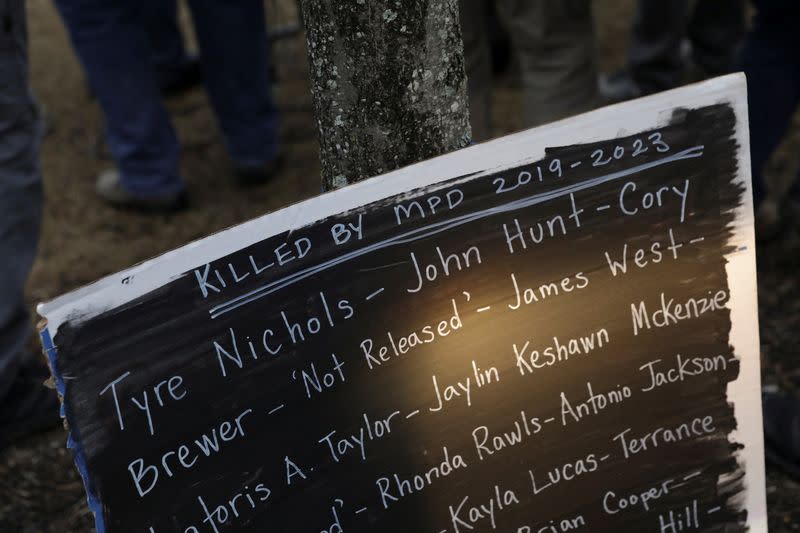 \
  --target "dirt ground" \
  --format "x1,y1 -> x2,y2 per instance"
1,0 -> 799,531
